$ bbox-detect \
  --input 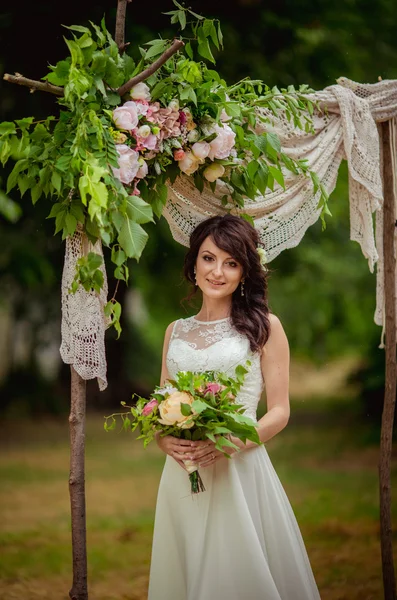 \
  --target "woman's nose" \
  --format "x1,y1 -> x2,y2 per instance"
212,263 -> 223,277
